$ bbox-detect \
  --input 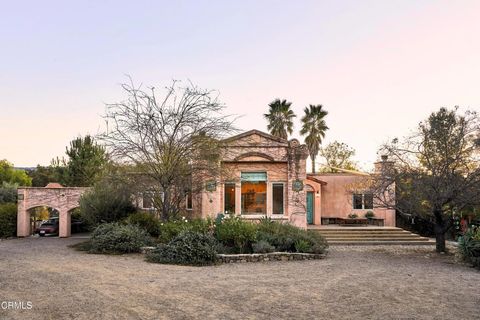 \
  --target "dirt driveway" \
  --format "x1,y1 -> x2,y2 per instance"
0,237 -> 479,320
